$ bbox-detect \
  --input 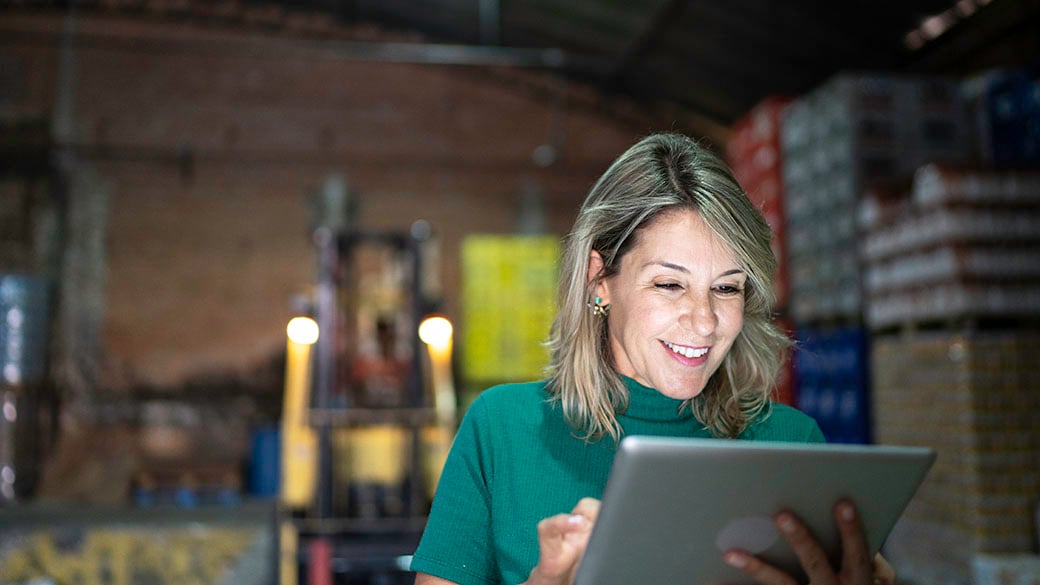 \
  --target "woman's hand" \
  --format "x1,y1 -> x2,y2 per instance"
723,499 -> 896,585
524,497 -> 601,585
